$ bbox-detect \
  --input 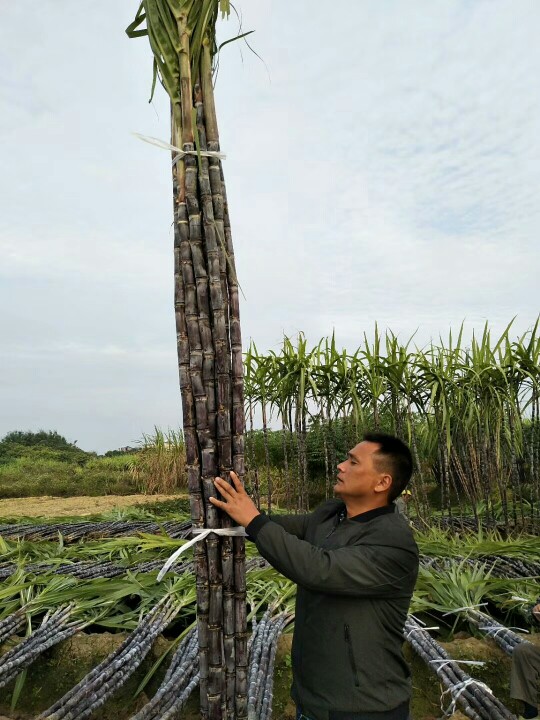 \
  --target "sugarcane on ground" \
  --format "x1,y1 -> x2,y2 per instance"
2,629 -> 537,719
